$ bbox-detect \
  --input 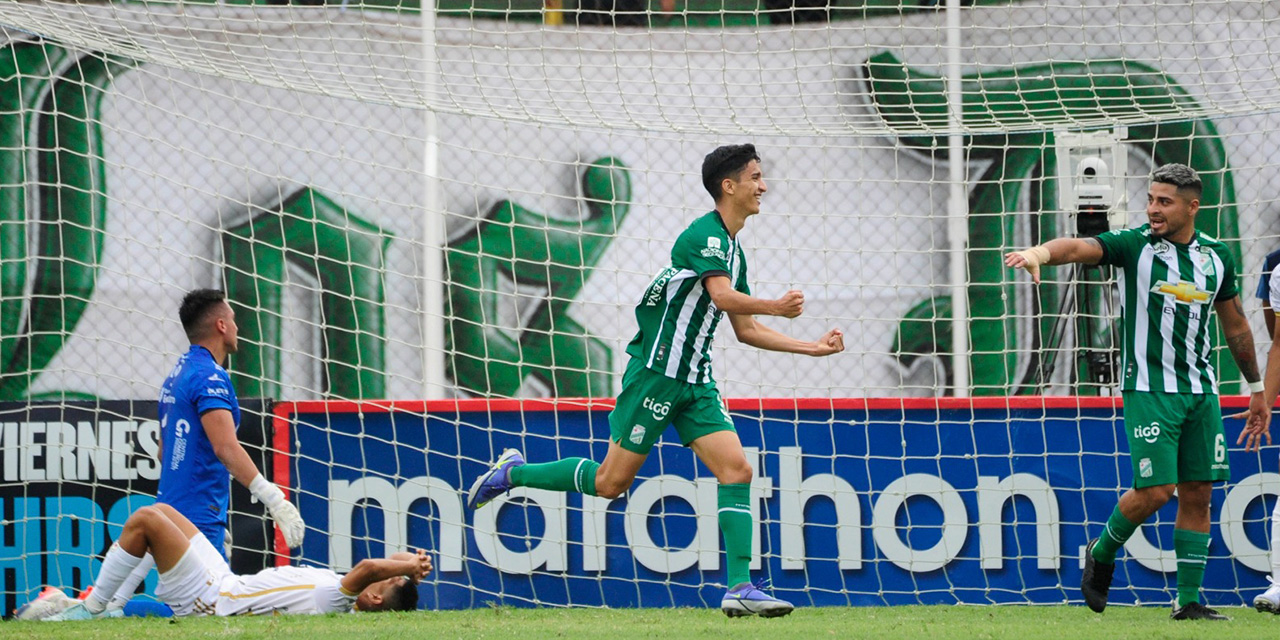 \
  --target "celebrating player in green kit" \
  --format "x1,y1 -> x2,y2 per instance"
1006,163 -> 1271,621
467,143 -> 845,618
